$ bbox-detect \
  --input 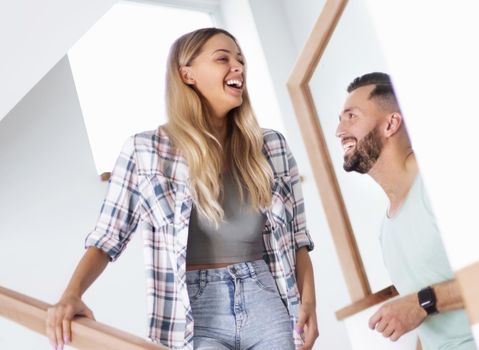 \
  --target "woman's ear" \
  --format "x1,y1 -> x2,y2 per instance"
180,66 -> 195,85
385,112 -> 403,137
